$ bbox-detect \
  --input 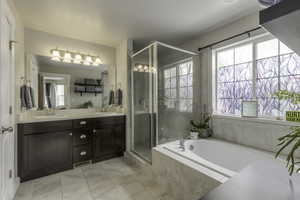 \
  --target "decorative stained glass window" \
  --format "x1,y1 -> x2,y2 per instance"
179,61 -> 193,112
216,44 -> 253,115
164,67 -> 177,109
163,59 -> 193,112
215,37 -> 300,118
